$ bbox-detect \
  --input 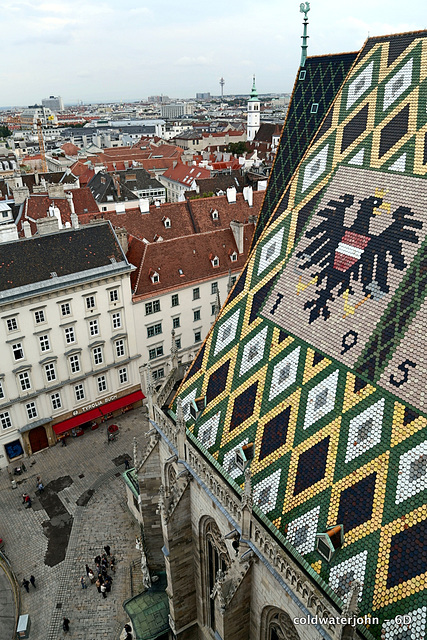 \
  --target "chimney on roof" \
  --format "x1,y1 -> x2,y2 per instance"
34,172 -> 39,186
243,185 -> 253,207
115,227 -> 128,254
23,220 -> 32,238
139,198 -> 149,214
112,173 -> 121,198
226,186 -> 237,204
0,223 -> 19,244
47,183 -> 65,198
71,212 -> 79,229
37,215 -> 59,235
65,191 -> 75,214
12,185 -> 30,205
230,220 -> 244,254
